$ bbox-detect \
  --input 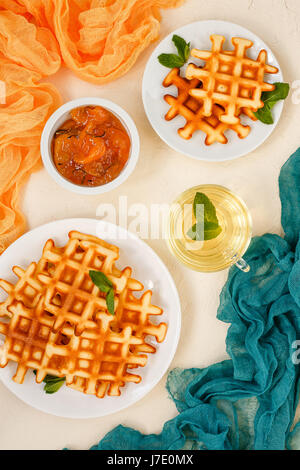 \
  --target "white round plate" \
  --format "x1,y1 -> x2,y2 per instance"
0,219 -> 181,419
142,20 -> 283,162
